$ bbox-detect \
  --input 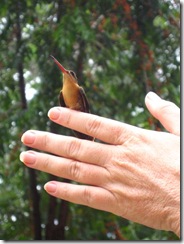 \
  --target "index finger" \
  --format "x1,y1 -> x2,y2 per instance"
48,107 -> 140,145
